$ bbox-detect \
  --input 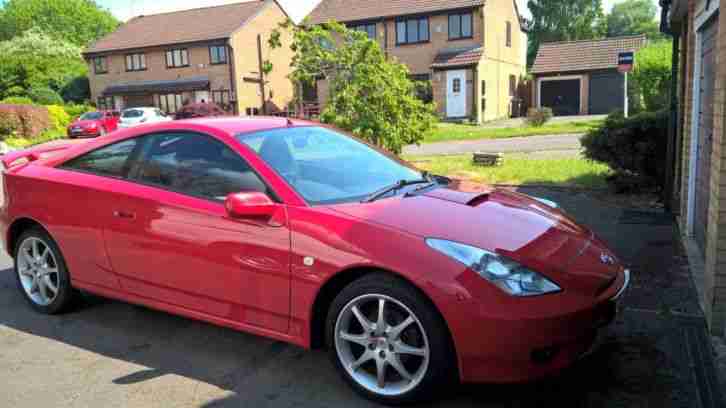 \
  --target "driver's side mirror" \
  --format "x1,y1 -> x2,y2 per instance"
225,192 -> 276,218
